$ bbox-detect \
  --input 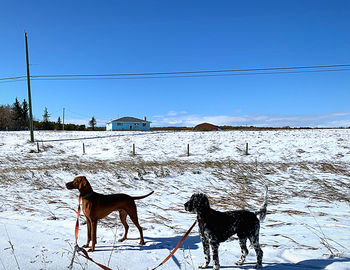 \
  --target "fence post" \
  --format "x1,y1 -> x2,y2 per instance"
37,142 -> 40,153
187,144 -> 190,156
133,143 -> 135,155
83,143 -> 85,154
245,143 -> 249,155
